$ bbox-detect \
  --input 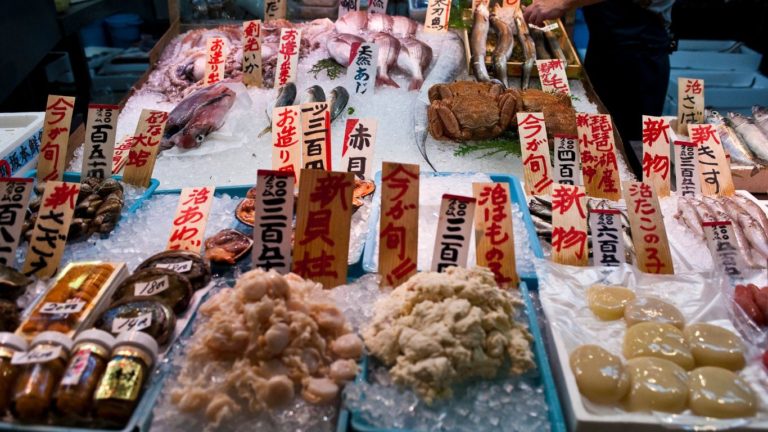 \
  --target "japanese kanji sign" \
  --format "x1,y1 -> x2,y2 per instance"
473,182 -> 517,288
82,104 -> 119,180
550,183 -> 588,266
293,169 -> 354,288
347,42 -> 378,97
589,208 -> 625,267
167,186 -> 215,252
0,178 -> 33,267
677,78 -> 704,135
252,170 -> 294,274
673,140 -> 701,197
518,112 -> 554,196
263,0 -> 286,21
242,20 -> 263,87
622,181 -> 674,274
204,37 -> 226,86
300,102 -> 332,171
431,194 -> 476,272
22,181 -> 81,278
702,221 -> 746,282
425,0 -> 451,32
275,29 -> 301,88
688,123 -> 734,196
123,109 -> 168,188
38,95 -> 76,182
379,162 -> 419,288
641,115 -> 671,197
537,60 -> 570,95
271,105 -> 302,179
342,118 -> 377,180
112,136 -> 133,175
338,0 -> 360,18
368,0 -> 388,14
554,134 -> 580,185
577,113 -> 621,200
